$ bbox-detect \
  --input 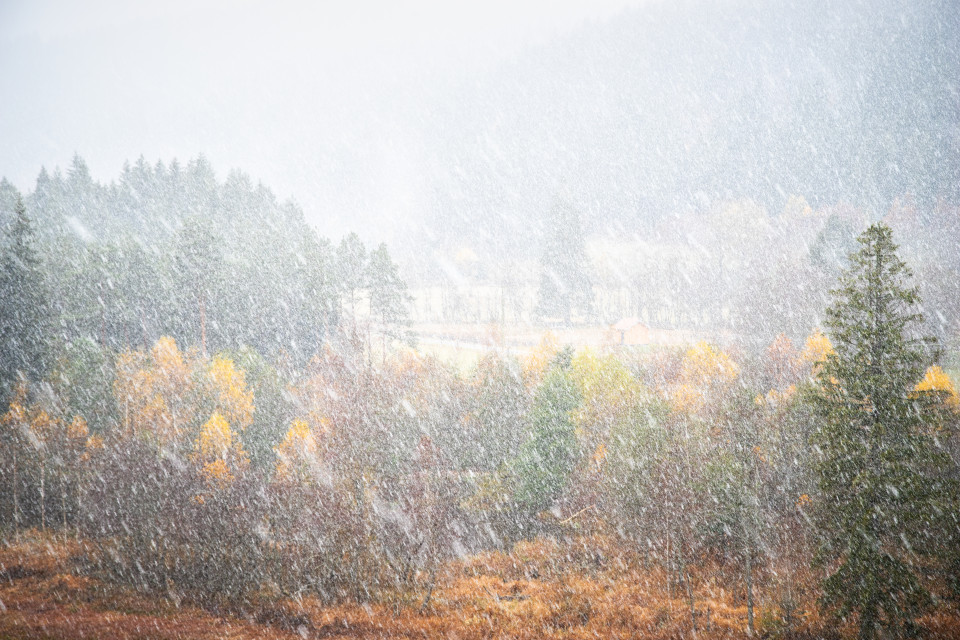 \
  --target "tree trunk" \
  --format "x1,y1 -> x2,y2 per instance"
746,544 -> 755,636
40,464 -> 46,531
199,290 -> 207,357
61,466 -> 68,532
420,567 -> 437,613
13,450 -> 19,530
685,564 -> 697,634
